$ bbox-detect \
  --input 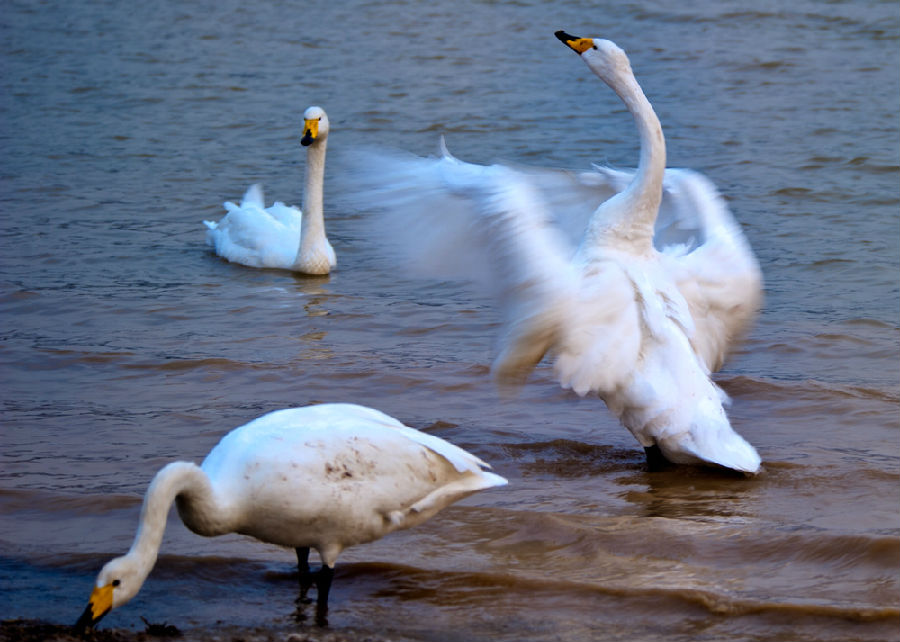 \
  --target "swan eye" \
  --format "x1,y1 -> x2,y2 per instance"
112,579 -> 121,587
592,44 -> 597,50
